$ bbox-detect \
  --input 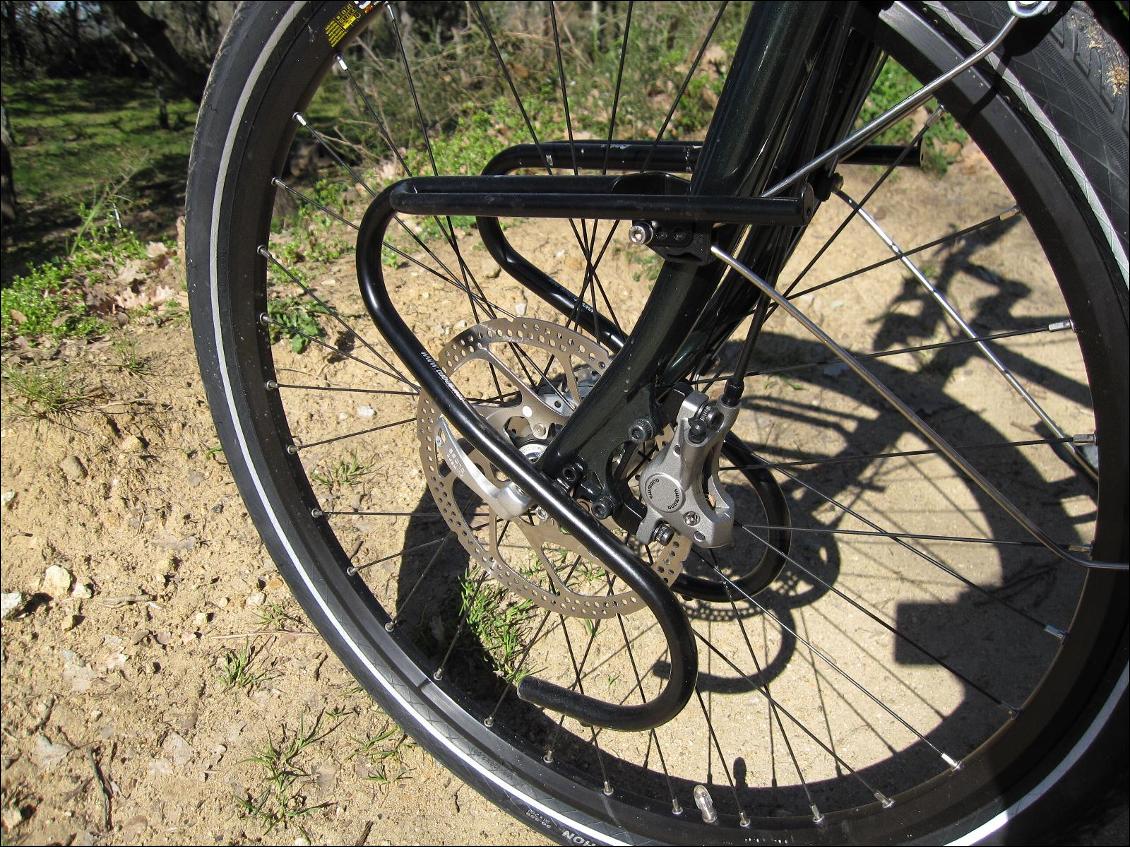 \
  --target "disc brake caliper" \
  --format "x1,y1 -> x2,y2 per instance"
636,390 -> 739,548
